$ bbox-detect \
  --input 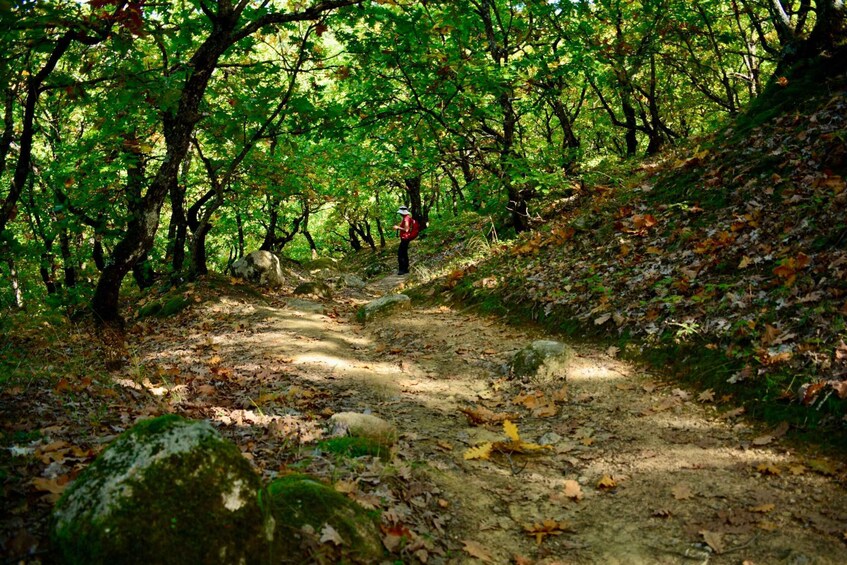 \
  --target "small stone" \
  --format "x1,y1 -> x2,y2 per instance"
356,294 -> 411,323
294,281 -> 333,300
539,432 -> 562,445
330,412 -> 398,445
510,340 -> 574,383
